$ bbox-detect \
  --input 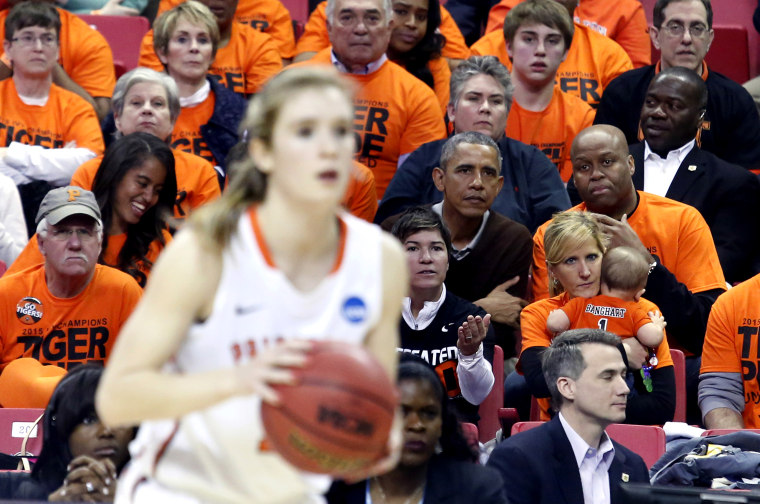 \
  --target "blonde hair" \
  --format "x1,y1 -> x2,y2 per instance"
601,246 -> 649,292
544,211 -> 608,296
153,0 -> 221,62
191,66 -> 355,249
